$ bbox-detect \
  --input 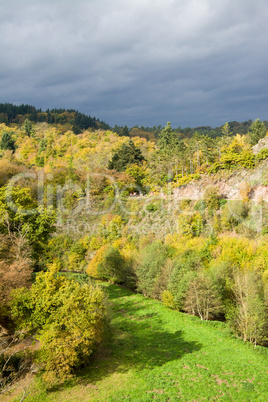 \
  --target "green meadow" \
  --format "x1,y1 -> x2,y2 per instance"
19,283 -> 268,402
